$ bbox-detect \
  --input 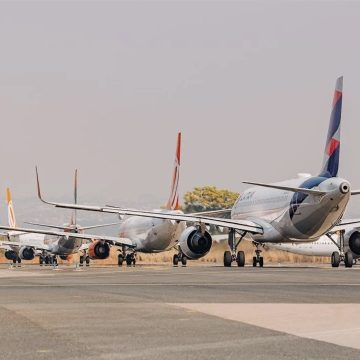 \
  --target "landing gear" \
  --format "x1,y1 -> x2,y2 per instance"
181,256 -> 187,267
327,231 -> 354,268
126,253 -> 136,266
118,254 -> 124,267
79,255 -> 84,267
223,229 -> 246,267
345,251 -> 353,268
252,242 -> 264,267
331,251 -> 340,267
39,255 -> 44,266
85,256 -> 90,267
173,254 -> 179,266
